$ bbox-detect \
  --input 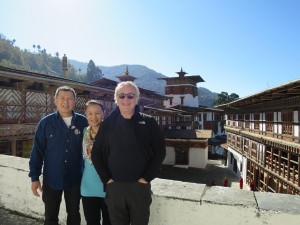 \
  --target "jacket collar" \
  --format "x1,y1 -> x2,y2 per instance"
54,110 -> 76,120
